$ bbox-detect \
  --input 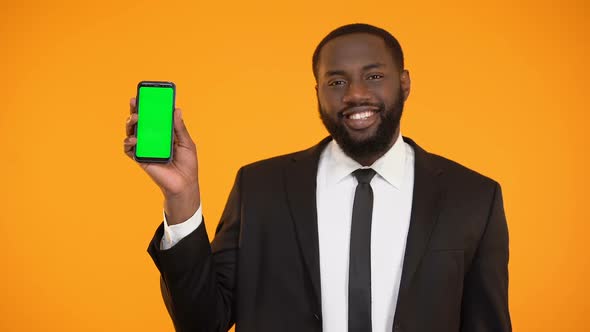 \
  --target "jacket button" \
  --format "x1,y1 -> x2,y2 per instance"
393,323 -> 402,332
313,313 -> 320,321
